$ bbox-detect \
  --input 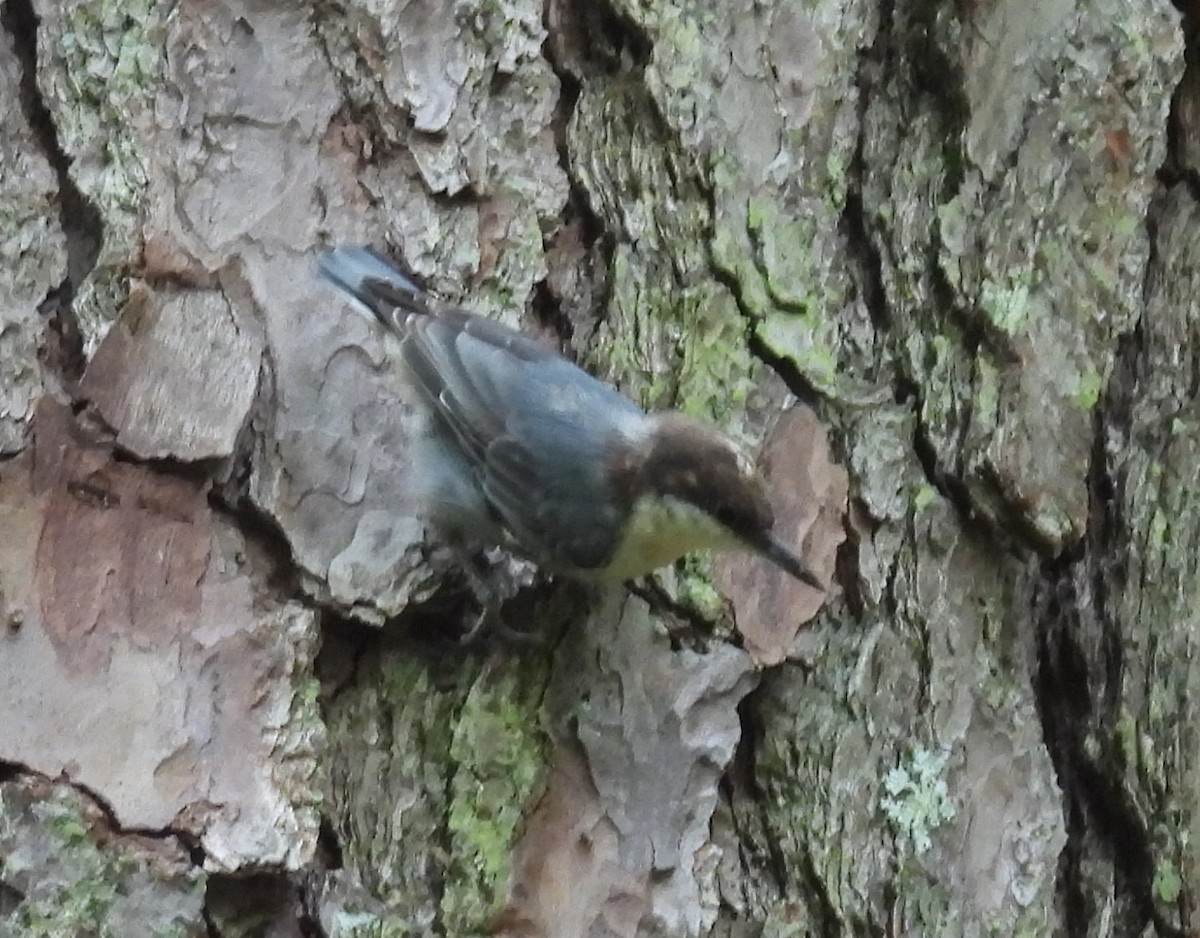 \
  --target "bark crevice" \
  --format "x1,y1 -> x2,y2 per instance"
0,0 -> 102,383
